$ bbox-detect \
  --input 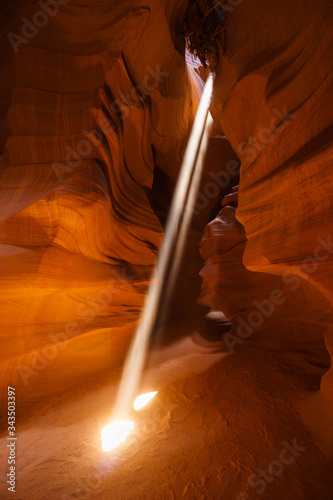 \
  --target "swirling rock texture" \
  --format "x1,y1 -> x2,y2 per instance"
210,0 -> 333,394
0,0 -> 240,402
203,0 -> 333,459
0,0 -> 195,399
200,189 -> 332,346
0,0 -> 332,499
